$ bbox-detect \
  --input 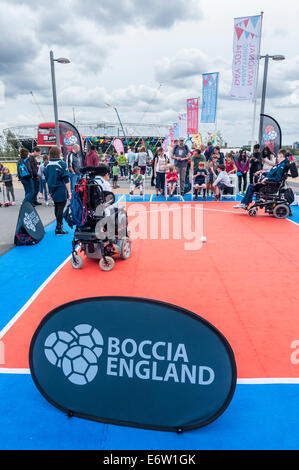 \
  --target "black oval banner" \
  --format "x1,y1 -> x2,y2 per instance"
29,297 -> 237,432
